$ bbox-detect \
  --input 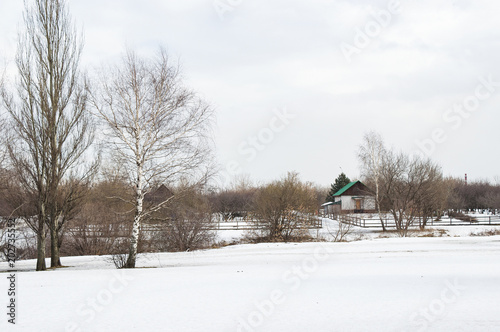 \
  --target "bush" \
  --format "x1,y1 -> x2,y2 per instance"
470,229 -> 500,237
150,187 -> 216,252
110,253 -> 128,269
62,201 -> 131,257
447,211 -> 477,222
251,172 -> 318,242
